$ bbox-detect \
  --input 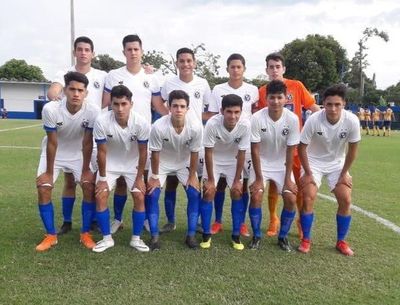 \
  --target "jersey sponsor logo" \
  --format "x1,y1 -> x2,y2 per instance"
93,80 -> 100,89
194,91 -> 201,99
244,94 -> 251,102
143,81 -> 150,88
282,127 -> 289,136
339,131 -> 347,139
81,119 -> 89,128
